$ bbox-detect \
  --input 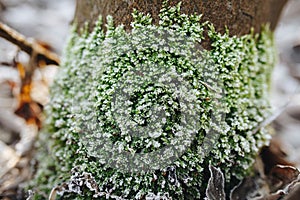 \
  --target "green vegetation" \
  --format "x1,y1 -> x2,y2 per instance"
31,2 -> 275,199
